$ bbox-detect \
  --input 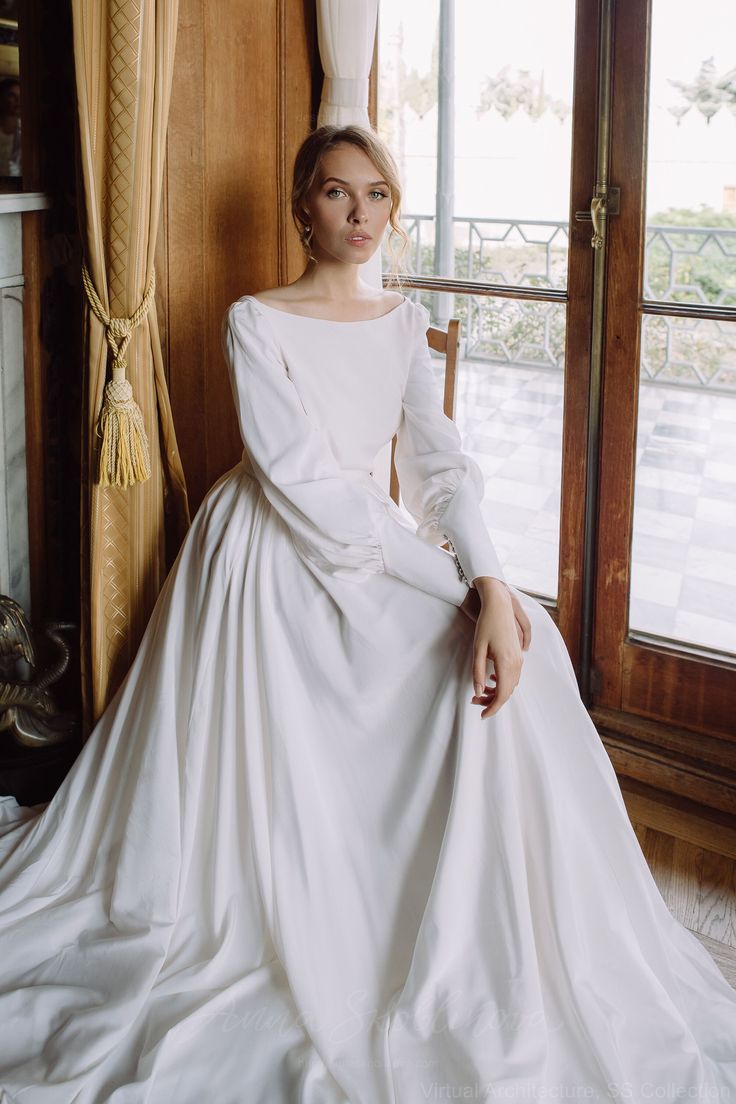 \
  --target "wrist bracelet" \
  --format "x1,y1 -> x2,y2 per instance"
443,534 -> 471,588
443,534 -> 509,594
